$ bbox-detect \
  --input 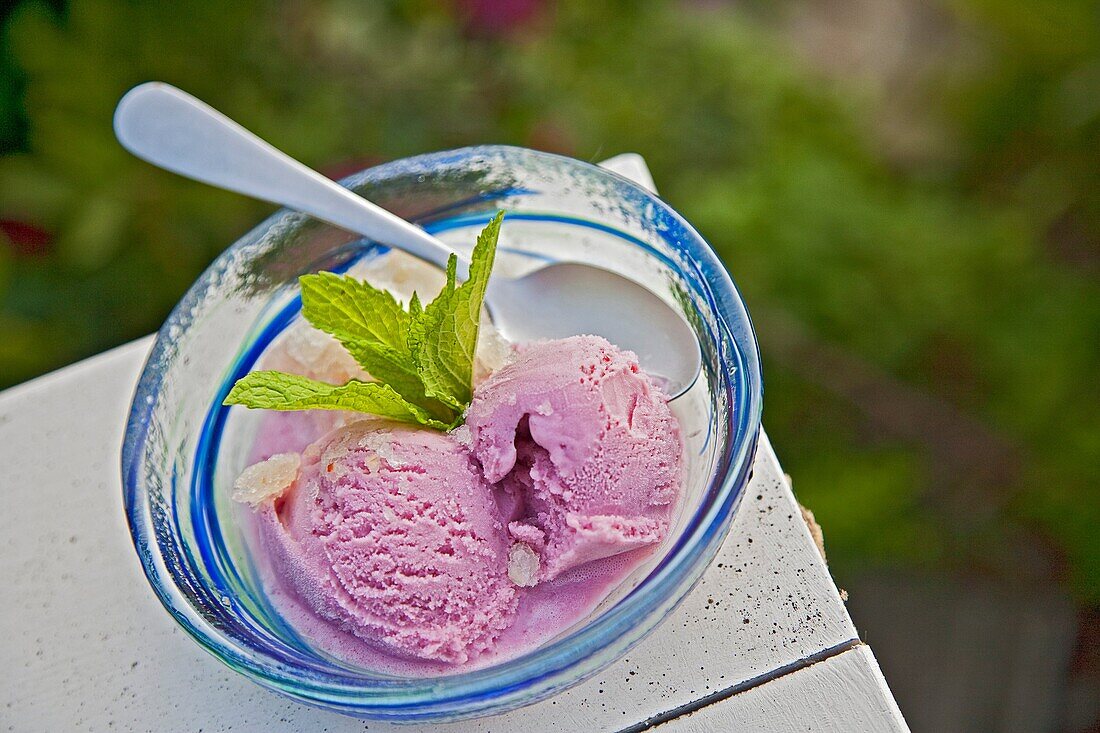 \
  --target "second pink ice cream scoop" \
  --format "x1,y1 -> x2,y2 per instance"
465,335 -> 683,582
